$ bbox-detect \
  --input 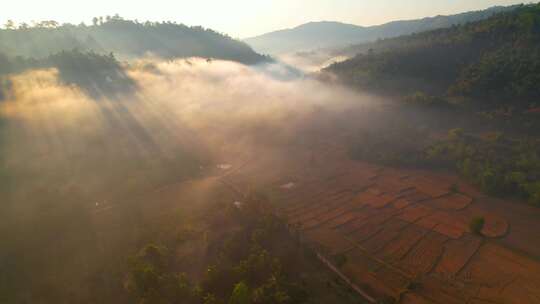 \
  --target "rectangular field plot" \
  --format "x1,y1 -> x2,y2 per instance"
379,224 -> 430,263
431,213 -> 468,239
416,275 -> 477,304
373,174 -> 415,195
429,193 -> 472,210
398,204 -> 434,223
411,177 -> 451,198
303,227 -> 355,256
400,189 -> 433,203
434,234 -> 481,277
360,219 -> 410,254
355,191 -> 398,209
400,232 -> 448,276
337,207 -> 399,236
401,293 -> 436,304
323,211 -> 365,229
460,243 -> 540,288
342,249 -> 403,299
